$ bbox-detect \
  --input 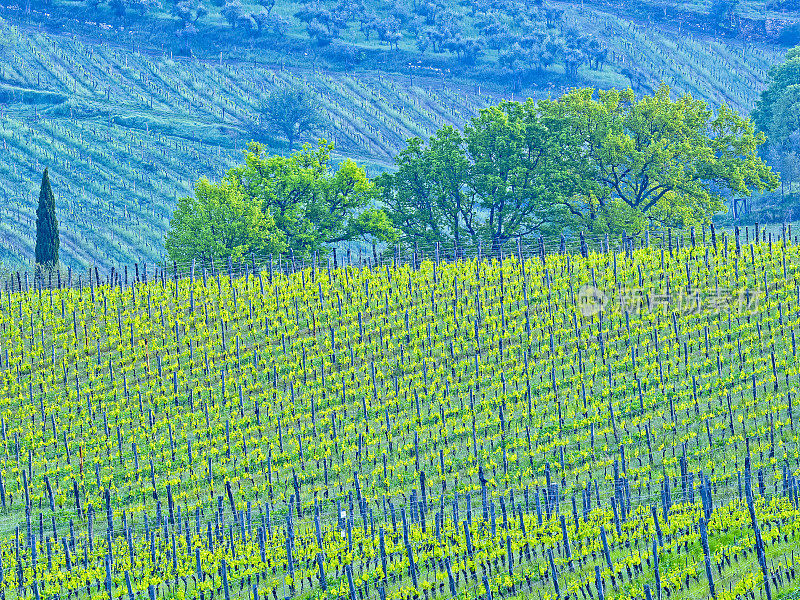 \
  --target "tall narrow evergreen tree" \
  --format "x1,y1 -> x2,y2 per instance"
35,168 -> 59,268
